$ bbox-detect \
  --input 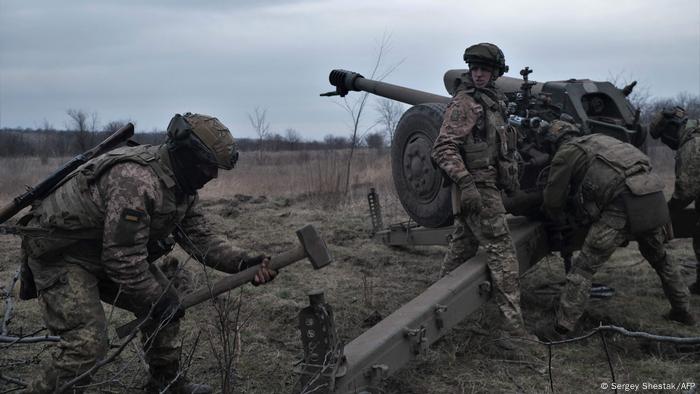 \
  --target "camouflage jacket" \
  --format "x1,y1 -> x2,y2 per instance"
543,134 -> 658,222
673,119 -> 700,204
23,144 -> 250,305
431,75 -> 517,191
